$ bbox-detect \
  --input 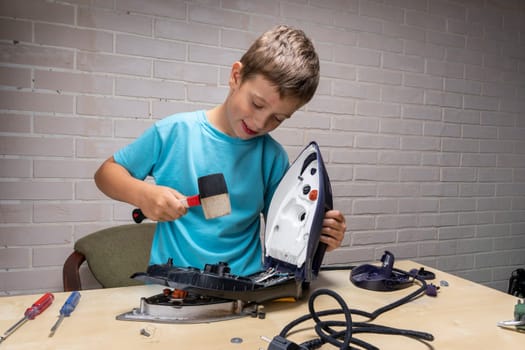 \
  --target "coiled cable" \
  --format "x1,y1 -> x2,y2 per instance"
276,269 -> 434,349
